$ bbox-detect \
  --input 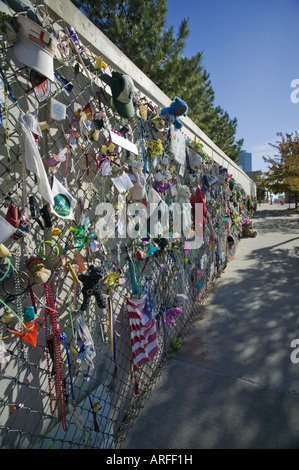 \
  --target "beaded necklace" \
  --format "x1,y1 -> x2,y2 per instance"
44,281 -> 68,431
